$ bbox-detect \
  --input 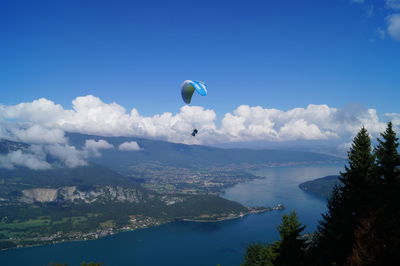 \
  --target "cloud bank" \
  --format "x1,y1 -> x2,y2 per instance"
1,95 -> 394,144
0,148 -> 51,170
118,141 -> 142,151
0,139 -> 115,170
83,139 -> 114,157
0,95 -> 398,169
